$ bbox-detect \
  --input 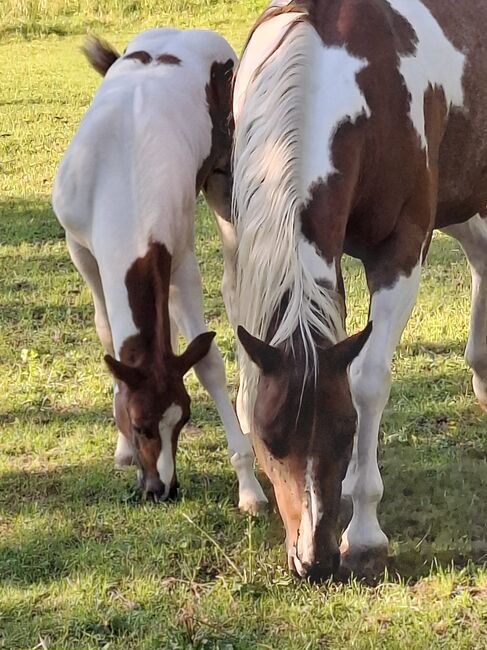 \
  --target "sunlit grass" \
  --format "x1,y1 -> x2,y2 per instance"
0,6 -> 486,649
